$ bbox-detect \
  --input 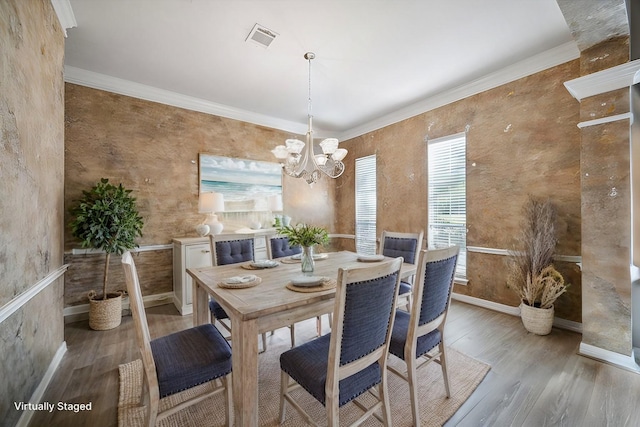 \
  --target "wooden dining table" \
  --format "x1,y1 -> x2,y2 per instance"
187,250 -> 417,426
